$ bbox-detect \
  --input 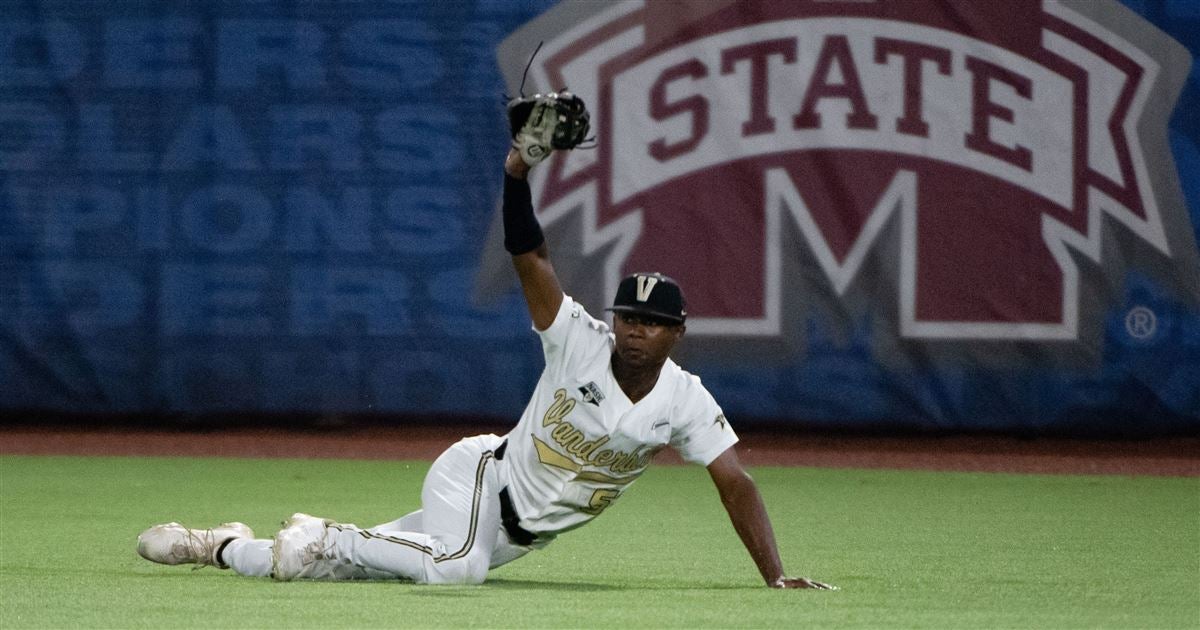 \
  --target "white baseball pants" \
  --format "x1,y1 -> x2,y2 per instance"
222,434 -> 535,583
